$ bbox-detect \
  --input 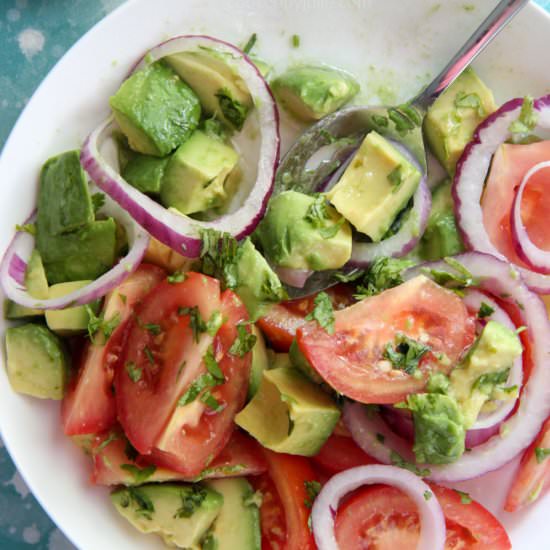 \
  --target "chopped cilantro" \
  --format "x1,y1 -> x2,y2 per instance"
215,89 -> 249,130
305,292 -> 335,334
229,323 -> 257,357
422,257 -> 477,289
178,374 -> 216,407
242,32 -> 257,55
472,368 -> 510,394
167,271 -> 186,283
179,306 -> 207,342
85,307 -> 120,343
144,323 -> 161,335
509,96 -> 538,137
96,432 -> 118,452
333,269 -> 365,283
120,464 -> 157,484
477,302 -> 495,319
354,257 -> 414,299
291,34 -> 300,48
123,487 -> 155,520
143,346 -> 154,365
304,480 -> 321,509
305,195 -> 330,226
174,485 -> 208,519
125,361 -> 142,383
204,346 -> 225,381
454,489 -> 472,504
206,310 -> 223,336
200,390 -> 223,412
390,451 -> 431,477
91,192 -> 106,214
387,164 -> 403,190
535,447 -> 550,464
383,334 -> 430,375
200,229 -> 239,289
15,223 -> 36,235
176,361 -> 186,380
124,440 -> 139,462
423,490 -> 432,501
